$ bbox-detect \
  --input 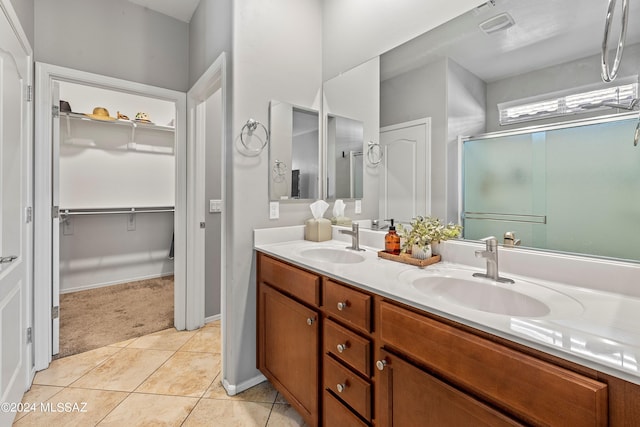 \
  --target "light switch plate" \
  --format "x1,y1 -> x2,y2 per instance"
209,199 -> 223,213
355,200 -> 362,214
269,202 -> 279,219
